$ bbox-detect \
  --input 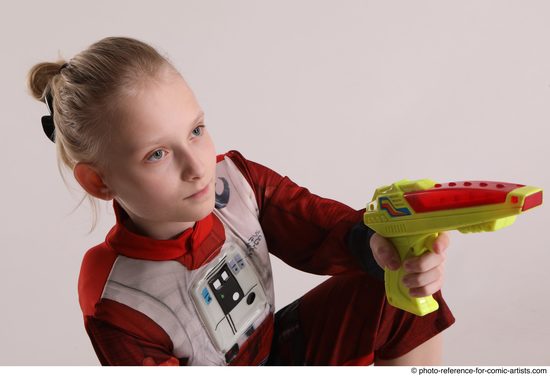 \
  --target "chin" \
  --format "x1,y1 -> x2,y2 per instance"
192,198 -> 216,221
